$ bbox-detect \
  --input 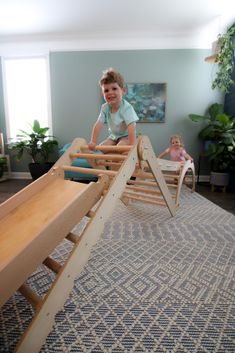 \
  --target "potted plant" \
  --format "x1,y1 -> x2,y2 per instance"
189,103 -> 235,189
0,157 -> 6,179
9,120 -> 58,180
212,25 -> 235,93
